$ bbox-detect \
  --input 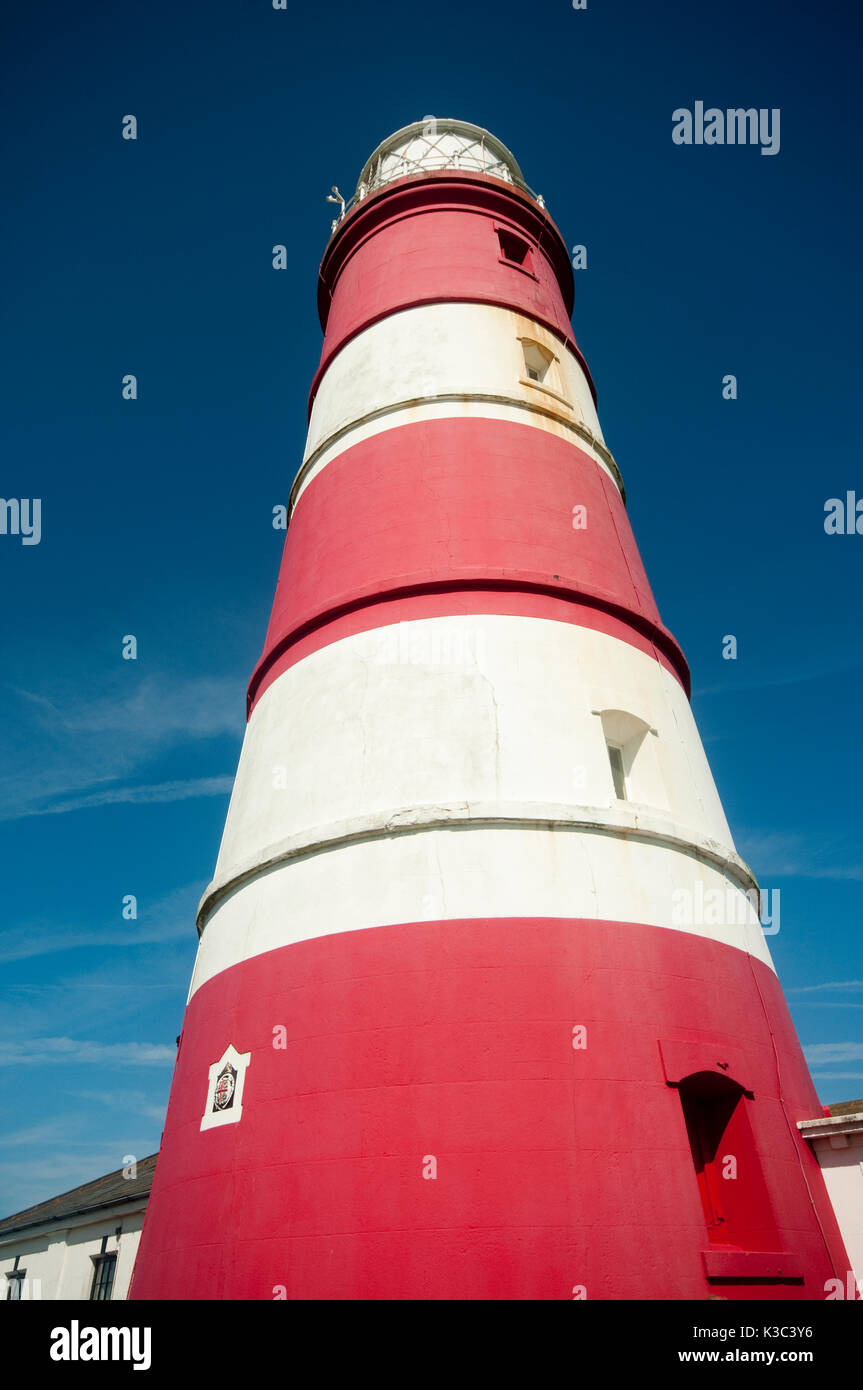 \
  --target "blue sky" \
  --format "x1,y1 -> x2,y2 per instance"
1,0 -> 861,1215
